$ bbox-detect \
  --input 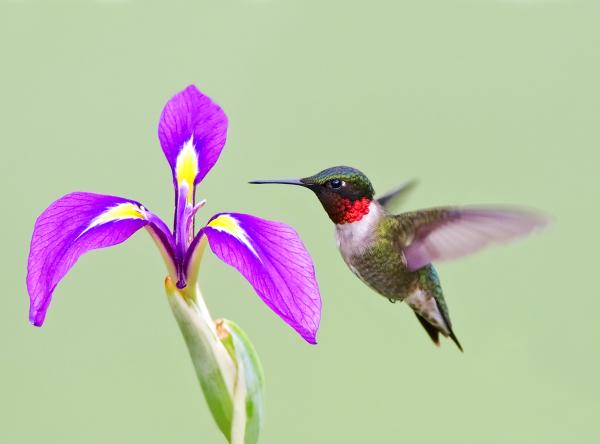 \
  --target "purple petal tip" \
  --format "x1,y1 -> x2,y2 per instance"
305,335 -> 318,345
29,309 -> 45,327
